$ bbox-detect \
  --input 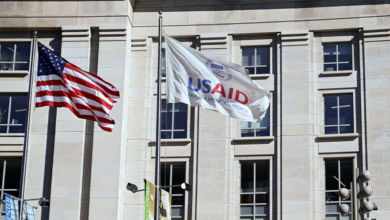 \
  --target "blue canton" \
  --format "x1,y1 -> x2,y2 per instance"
37,42 -> 68,78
